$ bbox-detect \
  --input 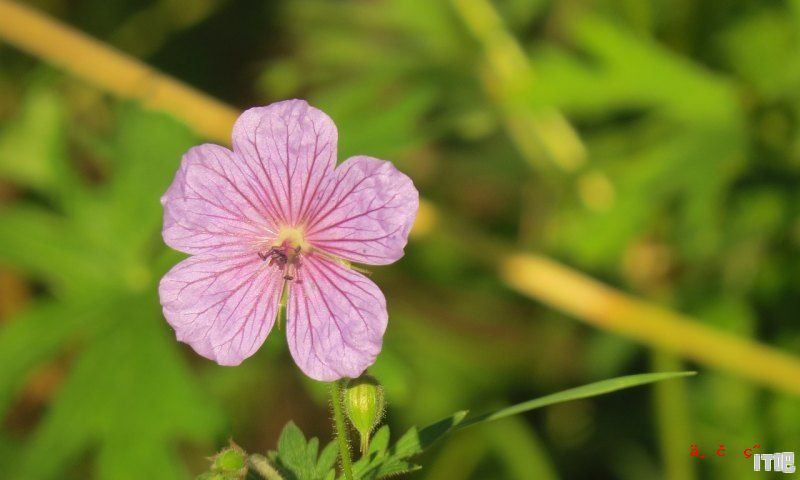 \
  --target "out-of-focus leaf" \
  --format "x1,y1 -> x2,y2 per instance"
719,8 -> 800,100
585,332 -> 640,379
498,0 -> 549,31
0,81 -> 78,199
105,106 -> 196,254
0,297 -> 111,414
277,0 -> 475,166
12,295 -> 222,480
484,417 -> 558,480
317,80 -> 437,160
528,15 -> 746,266
0,205 -> 106,292
0,87 -> 220,480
